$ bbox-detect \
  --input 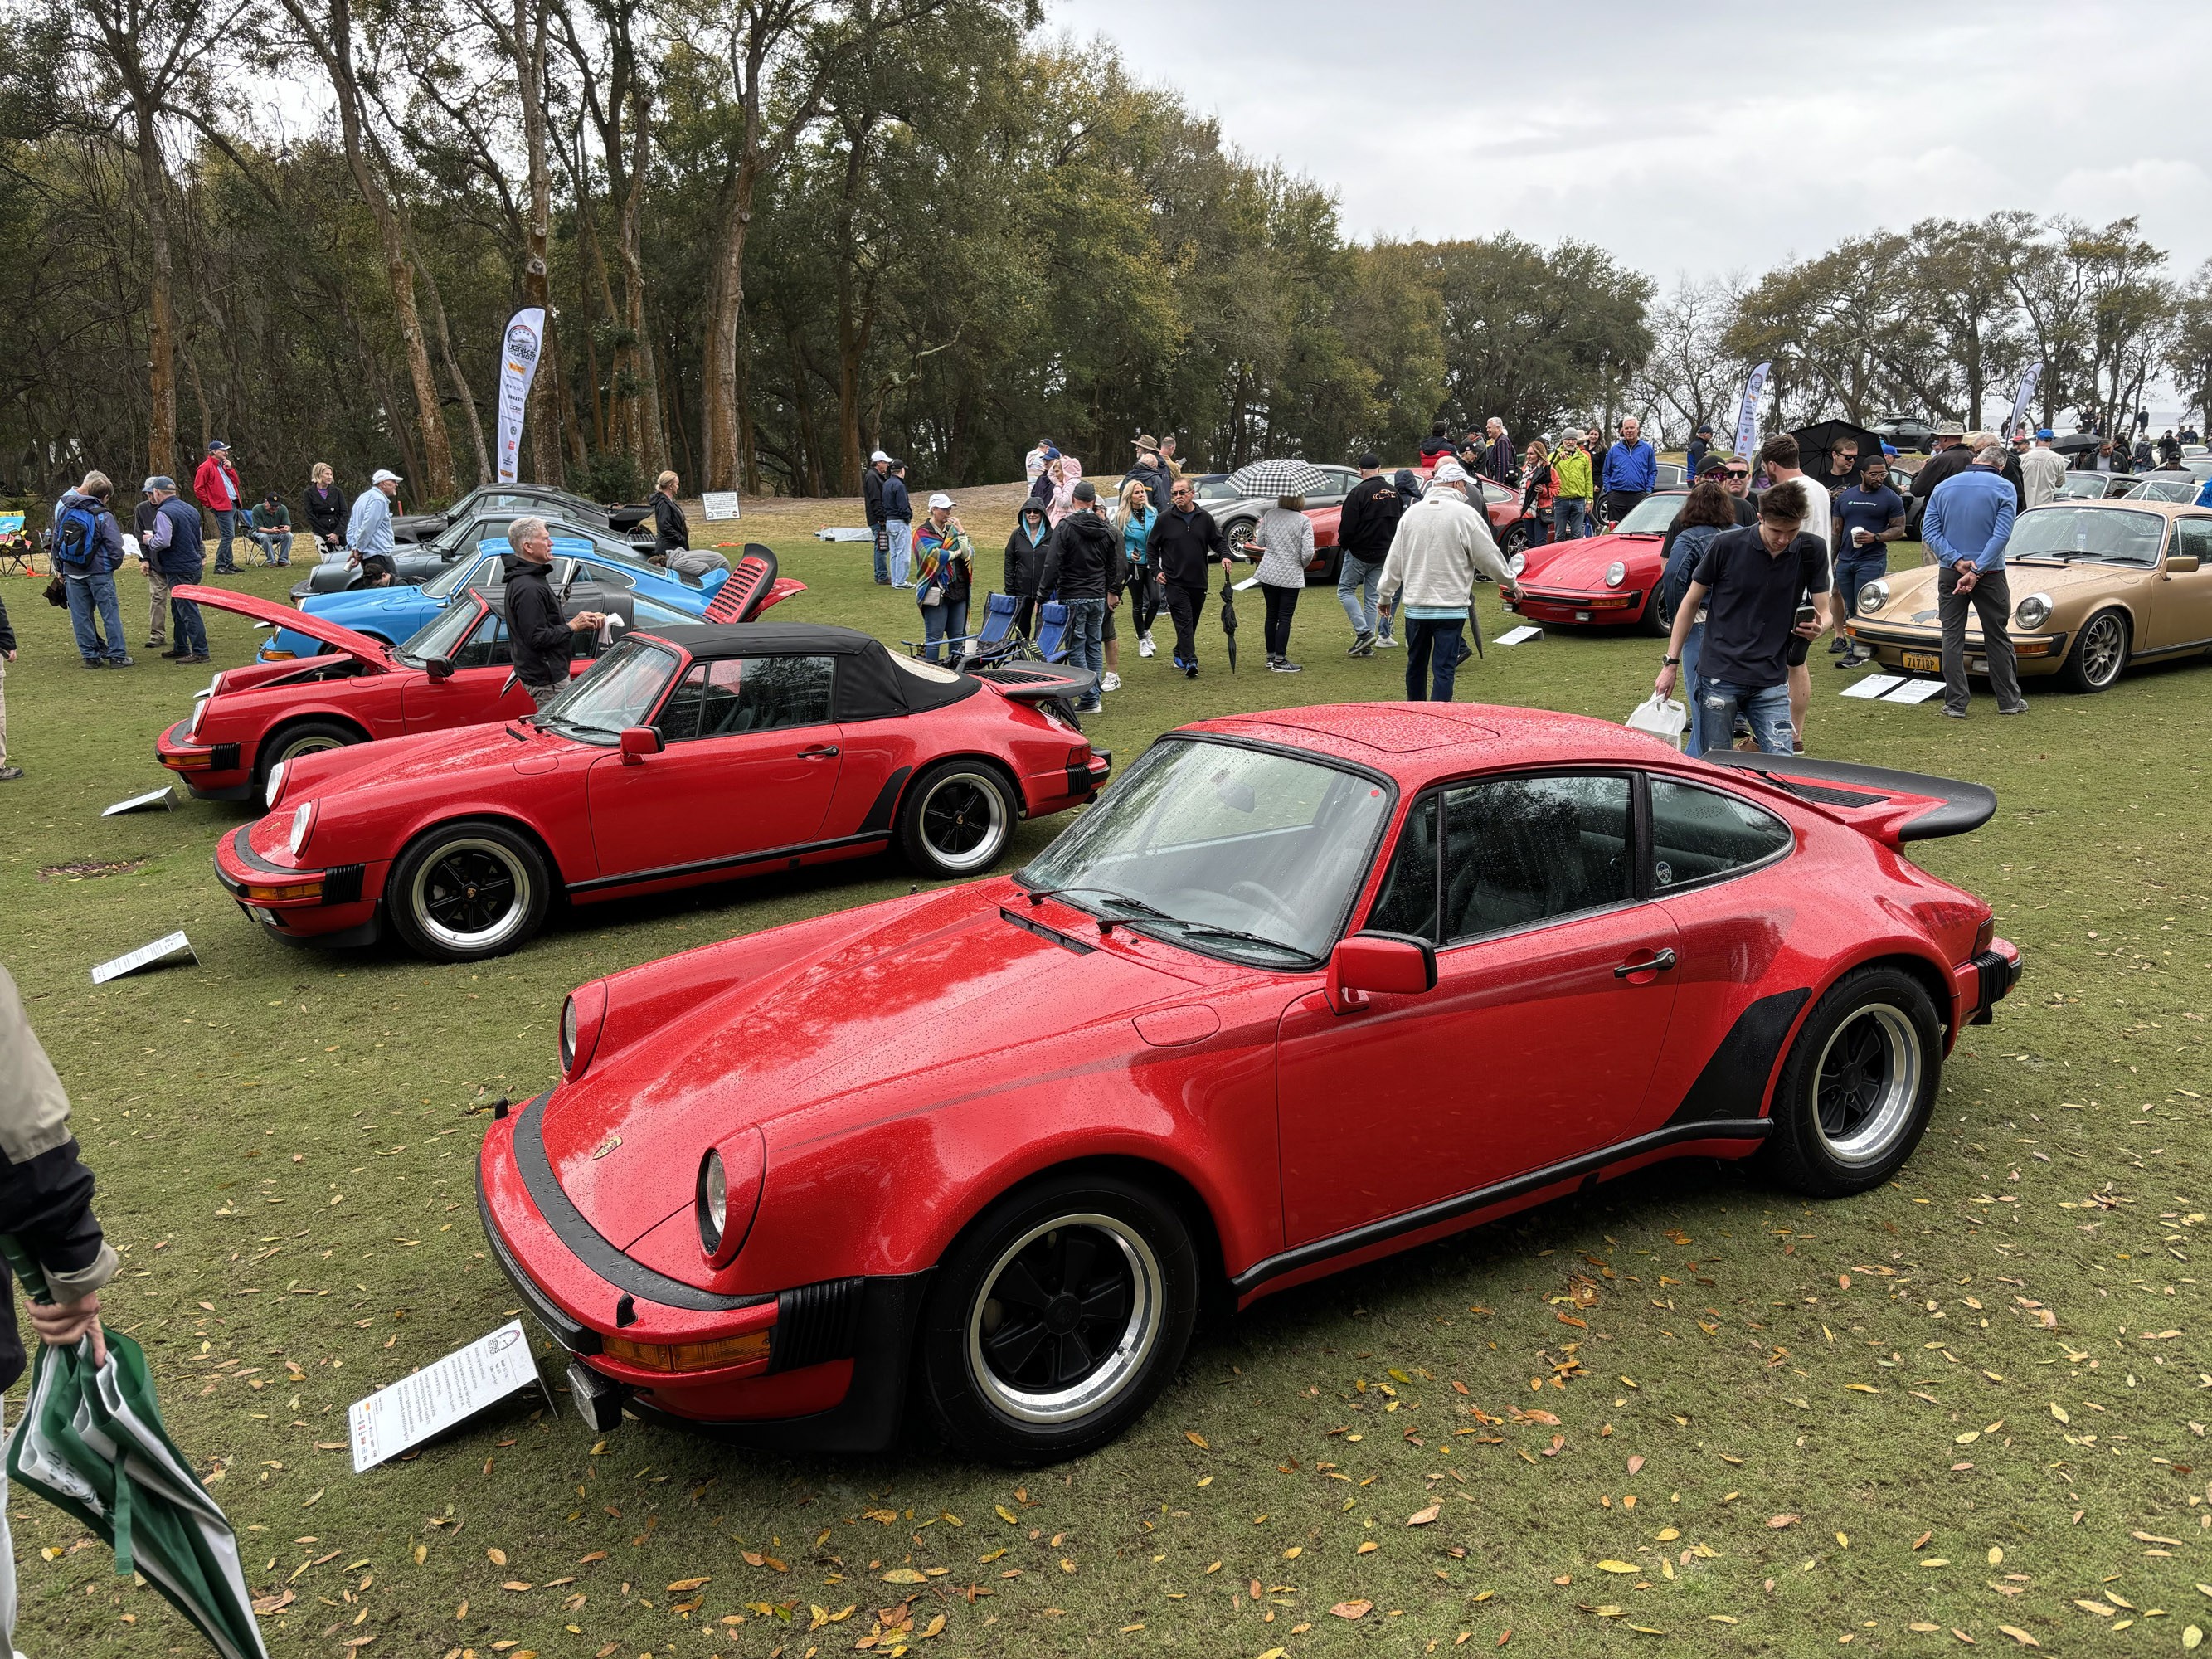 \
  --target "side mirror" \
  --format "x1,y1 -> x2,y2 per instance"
619,726 -> 663,764
424,654 -> 454,681
1325,931 -> 1437,1014
2166,553 -> 2200,573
